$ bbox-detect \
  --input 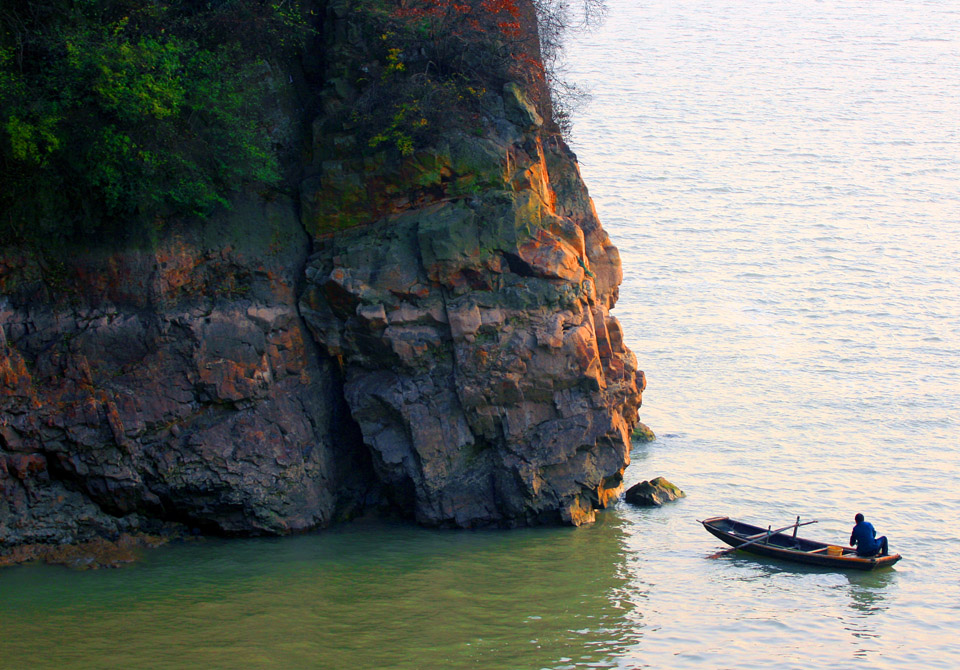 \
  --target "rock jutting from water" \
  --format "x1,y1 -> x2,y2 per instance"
632,422 -> 656,443
624,477 -> 686,507
300,84 -> 644,527
0,2 -> 646,563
